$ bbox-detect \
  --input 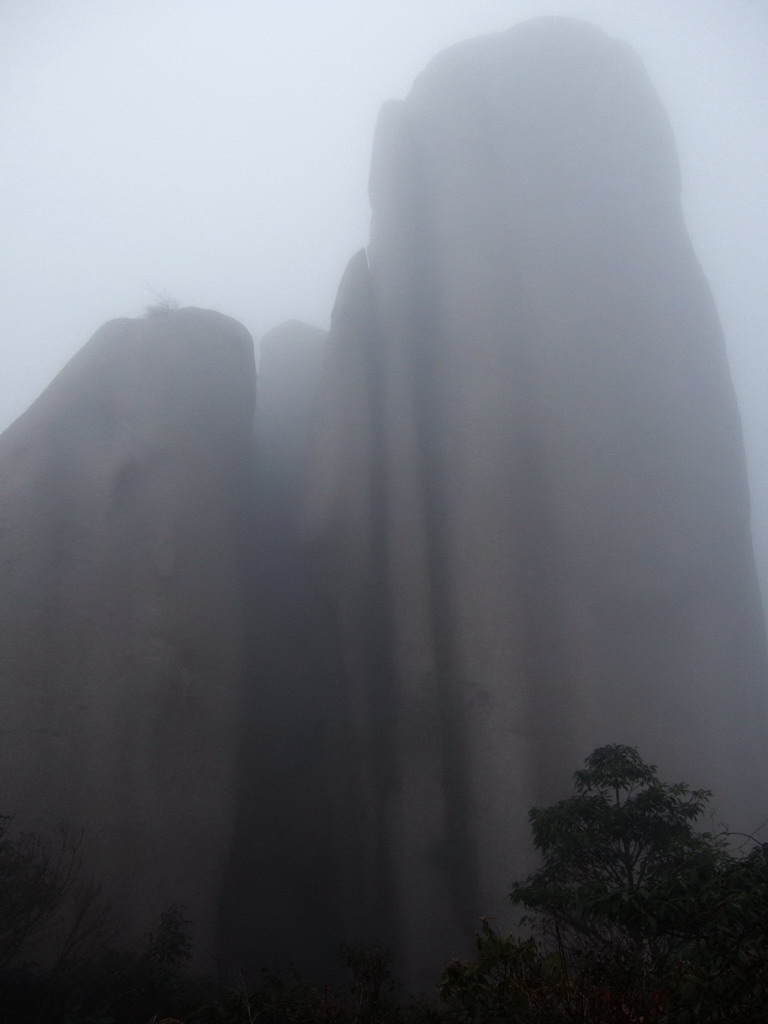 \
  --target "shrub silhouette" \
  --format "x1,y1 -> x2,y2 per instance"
0,813 -> 88,969
4,750 -> 768,1021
